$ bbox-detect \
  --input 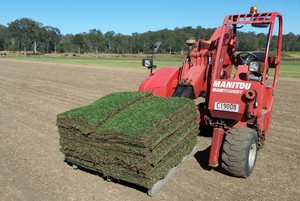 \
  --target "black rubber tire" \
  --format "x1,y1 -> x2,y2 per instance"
220,127 -> 258,178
